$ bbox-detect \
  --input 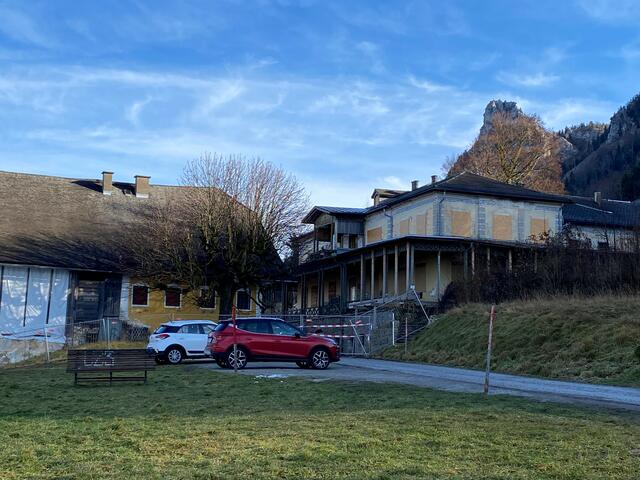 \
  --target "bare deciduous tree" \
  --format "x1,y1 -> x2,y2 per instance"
125,153 -> 309,313
448,112 -> 565,193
